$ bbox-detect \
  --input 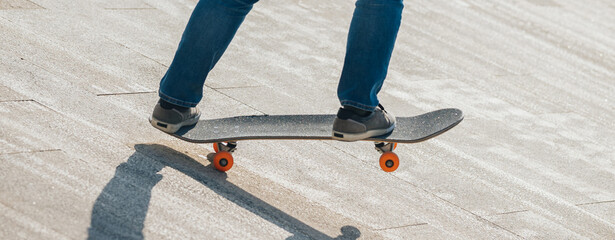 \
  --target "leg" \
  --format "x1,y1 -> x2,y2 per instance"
332,0 -> 402,141
337,0 -> 404,111
159,0 -> 259,108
